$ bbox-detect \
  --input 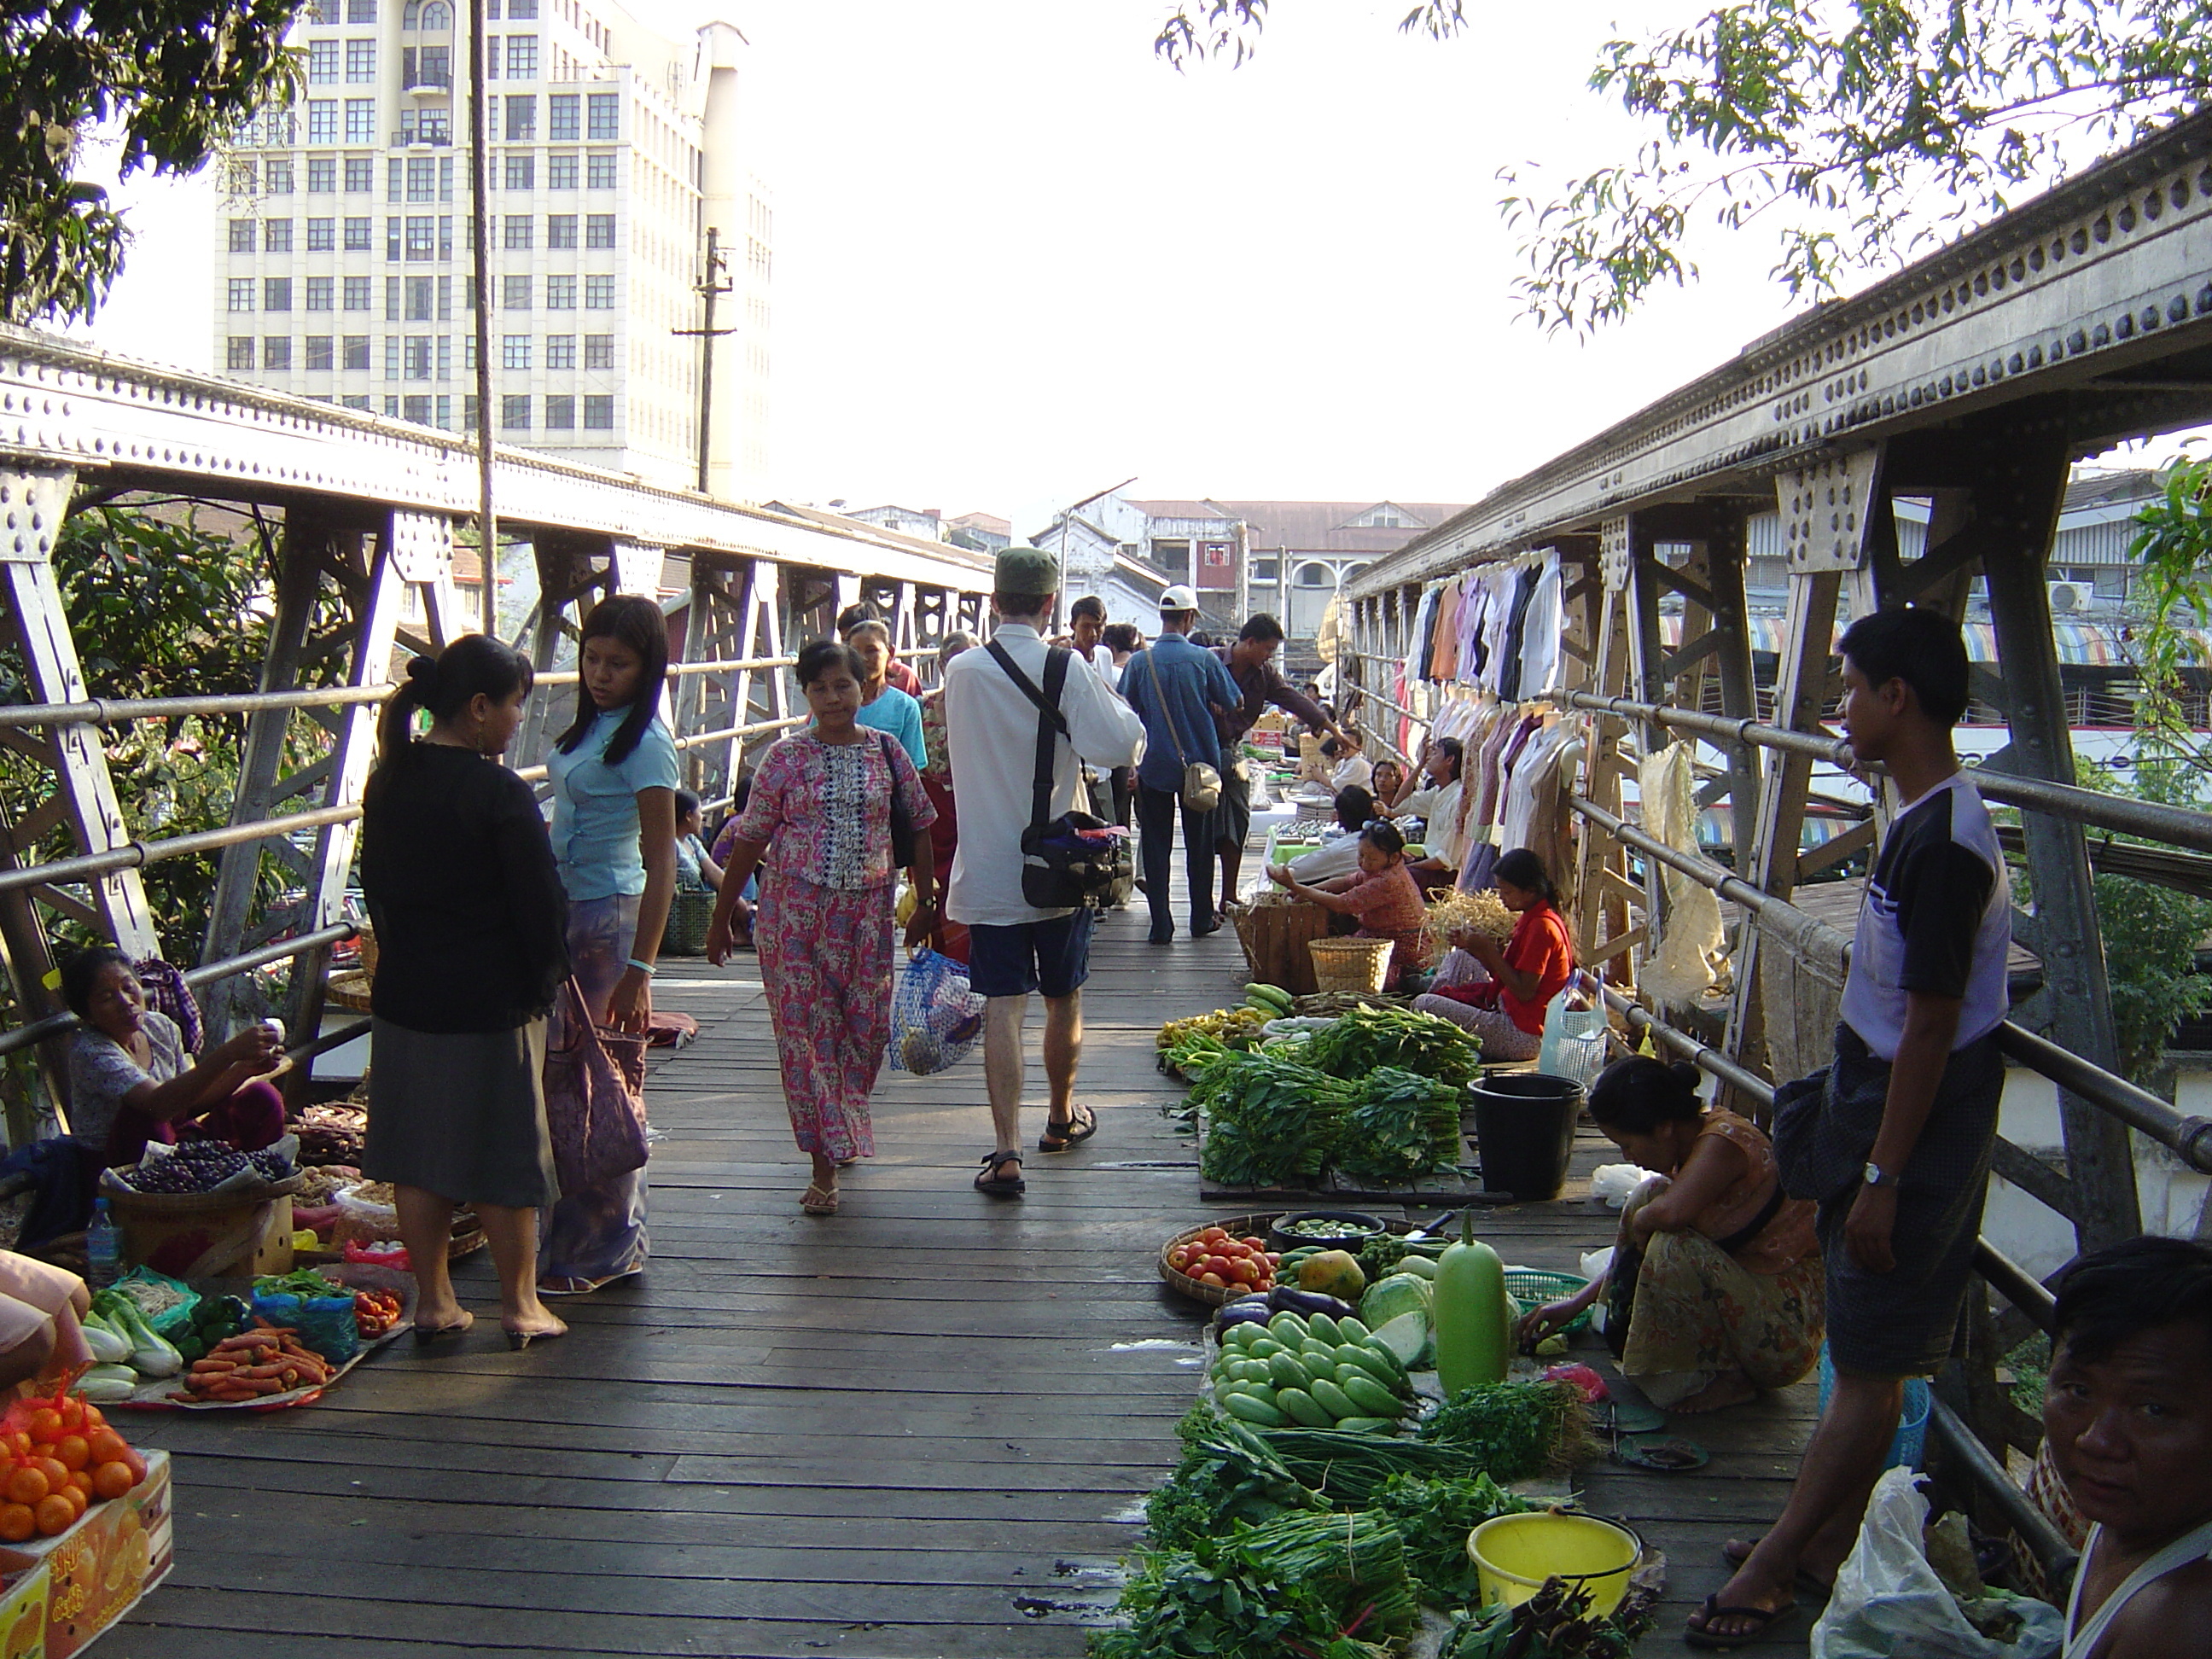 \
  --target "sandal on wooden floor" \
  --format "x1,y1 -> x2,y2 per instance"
1038,1105 -> 1098,1154
1684,1594 -> 1796,1650
975,1150 -> 1026,1197
800,1182 -> 840,1215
